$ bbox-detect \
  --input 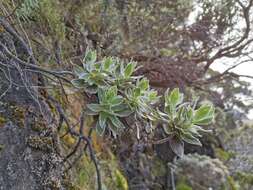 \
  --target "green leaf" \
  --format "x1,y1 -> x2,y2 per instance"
71,79 -> 86,88
112,104 -> 129,112
114,109 -> 133,117
181,133 -> 202,146
99,112 -> 107,127
193,104 -> 214,125
186,106 -> 194,121
162,124 -> 171,135
138,78 -> 149,91
109,115 -> 125,129
168,88 -> 183,108
84,50 -> 97,65
124,62 -> 134,77
96,121 -> 106,136
79,72 -> 89,80
97,88 -> 105,102
148,90 -> 159,103
107,121 -> 118,138
194,125 -> 212,133
73,65 -> 85,76
103,57 -> 114,70
164,104 -> 173,116
133,88 -> 141,97
187,126 -> 202,137
110,96 -> 123,105
86,104 -> 101,113
106,86 -> 118,100
85,108 -> 98,116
